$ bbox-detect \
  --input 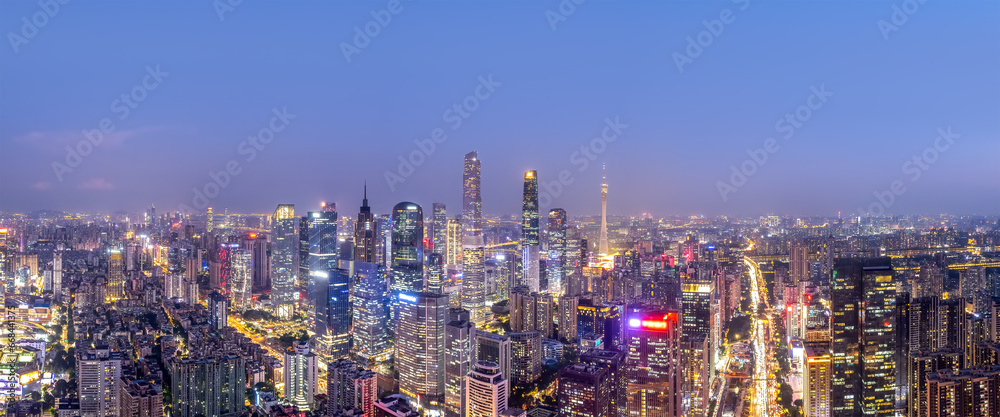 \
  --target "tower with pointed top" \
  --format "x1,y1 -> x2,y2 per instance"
354,184 -> 378,263
599,164 -> 609,255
